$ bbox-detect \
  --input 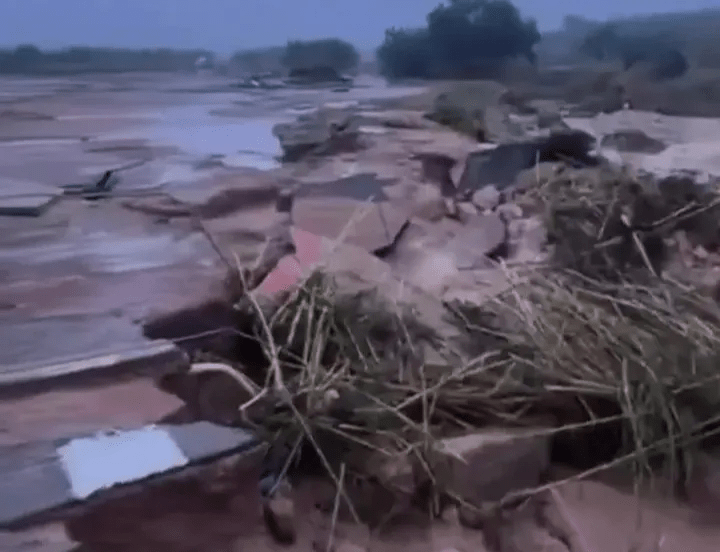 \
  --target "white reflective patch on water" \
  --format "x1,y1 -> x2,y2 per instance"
102,107 -> 285,171
58,427 -> 188,499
